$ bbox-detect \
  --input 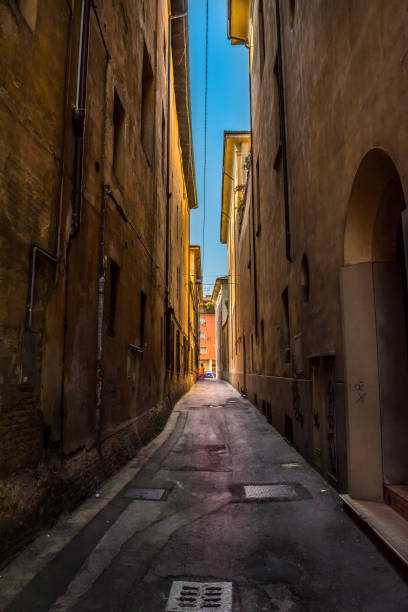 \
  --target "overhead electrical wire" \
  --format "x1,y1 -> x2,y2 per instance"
202,0 -> 209,273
